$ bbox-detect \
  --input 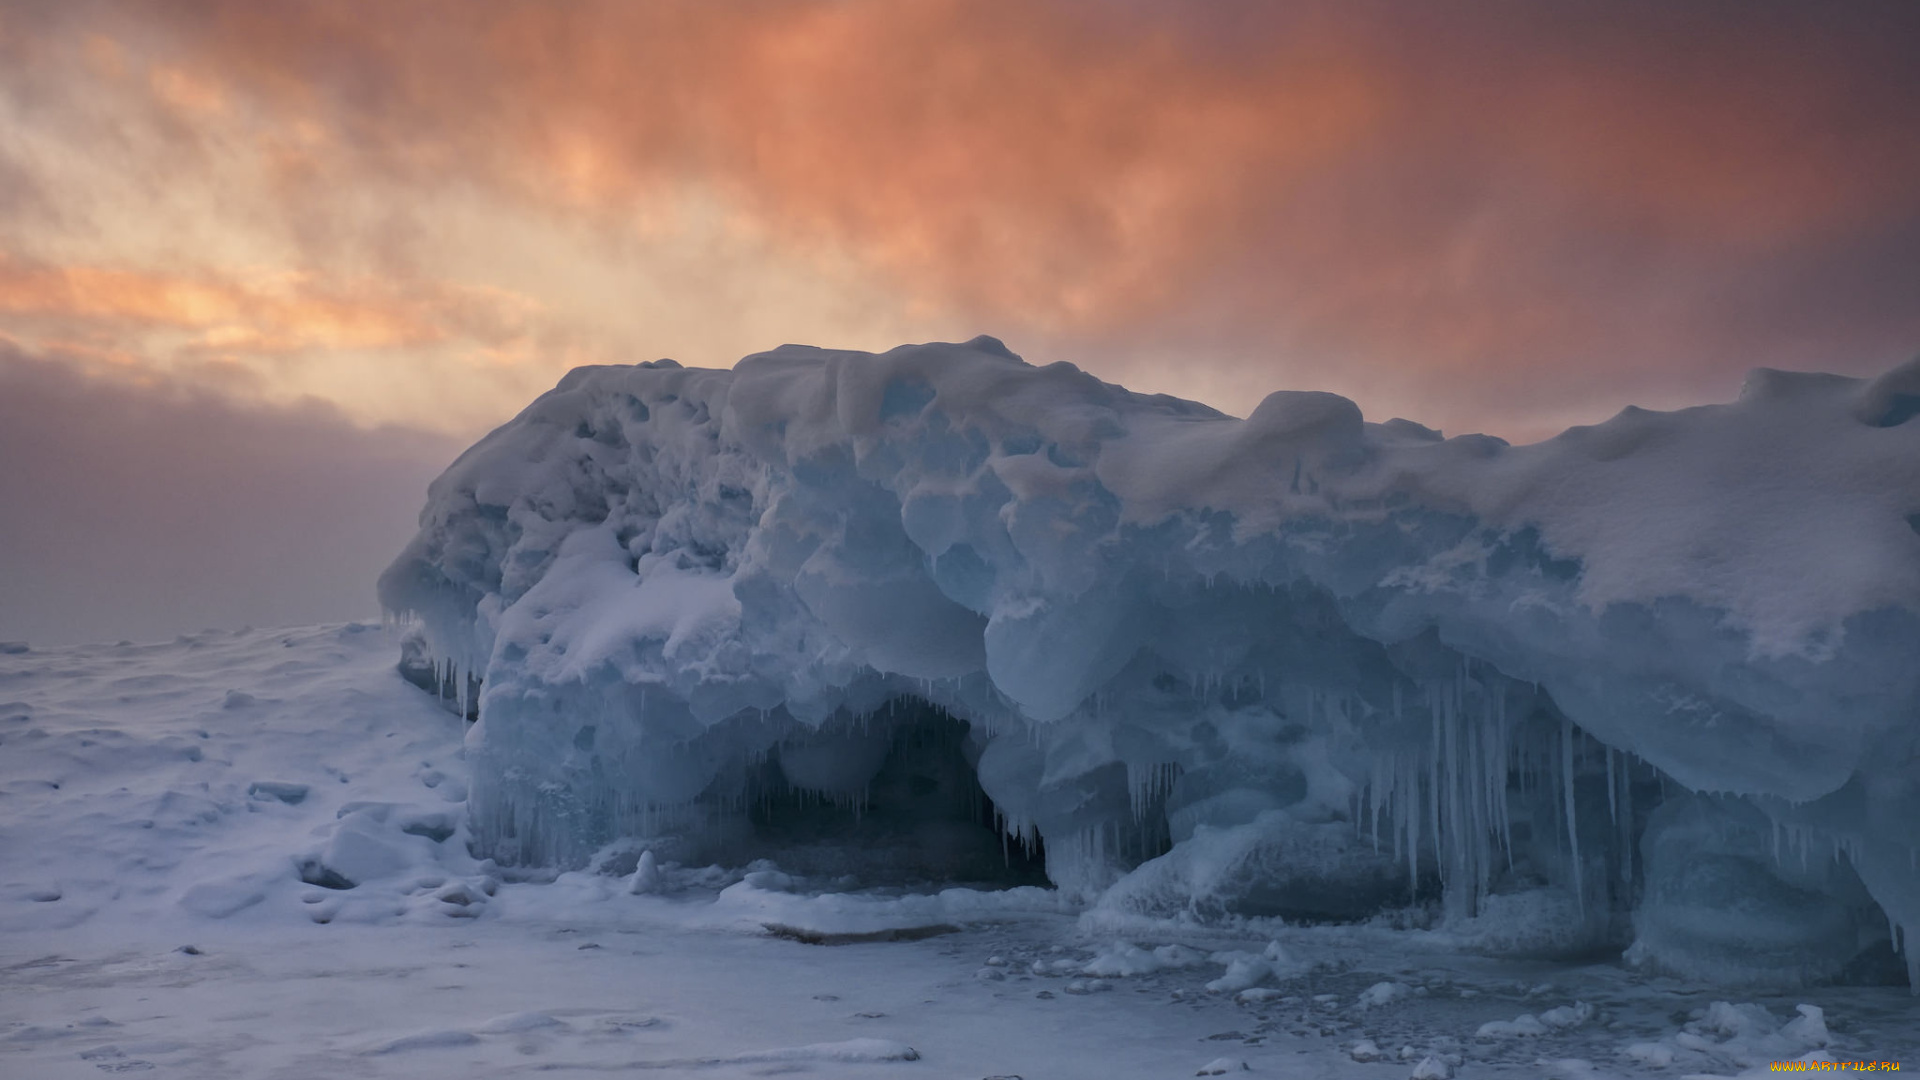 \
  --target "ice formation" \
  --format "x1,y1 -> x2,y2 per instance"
380,337 -> 1920,988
